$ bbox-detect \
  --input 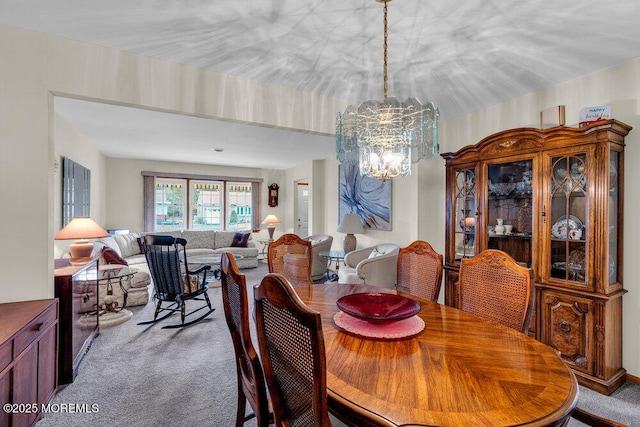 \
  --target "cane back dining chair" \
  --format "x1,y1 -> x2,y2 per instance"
457,249 -> 533,333
396,240 -> 443,302
220,252 -> 272,427
267,233 -> 314,286
254,273 -> 332,427
138,235 -> 215,328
